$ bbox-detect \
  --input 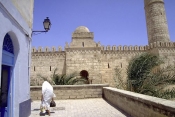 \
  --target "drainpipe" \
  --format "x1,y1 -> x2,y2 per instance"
28,33 -> 32,102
